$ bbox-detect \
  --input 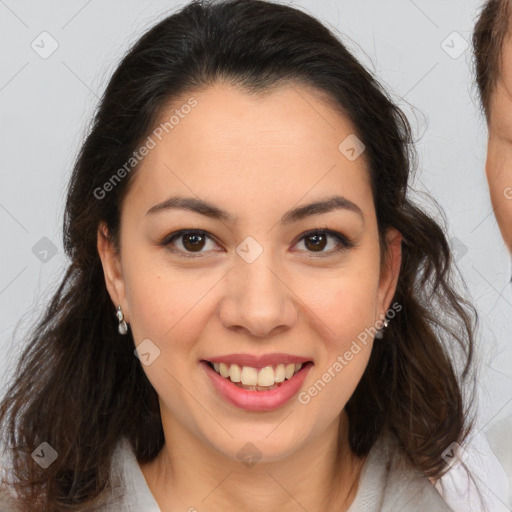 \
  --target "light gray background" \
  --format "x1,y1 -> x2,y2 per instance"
0,0 -> 511,435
